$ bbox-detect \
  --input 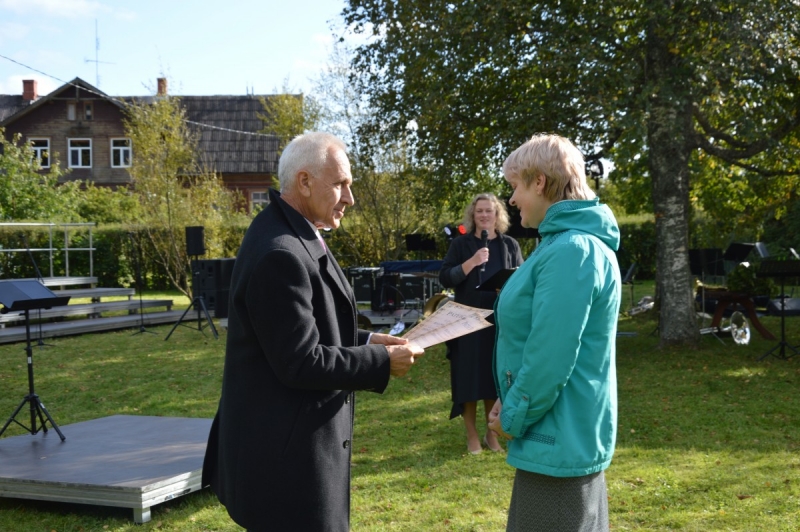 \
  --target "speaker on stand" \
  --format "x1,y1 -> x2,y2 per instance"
185,226 -> 206,257
165,226 -> 218,340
